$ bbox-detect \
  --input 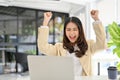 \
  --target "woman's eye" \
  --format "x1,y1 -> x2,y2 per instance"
66,29 -> 71,31
73,28 -> 78,31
